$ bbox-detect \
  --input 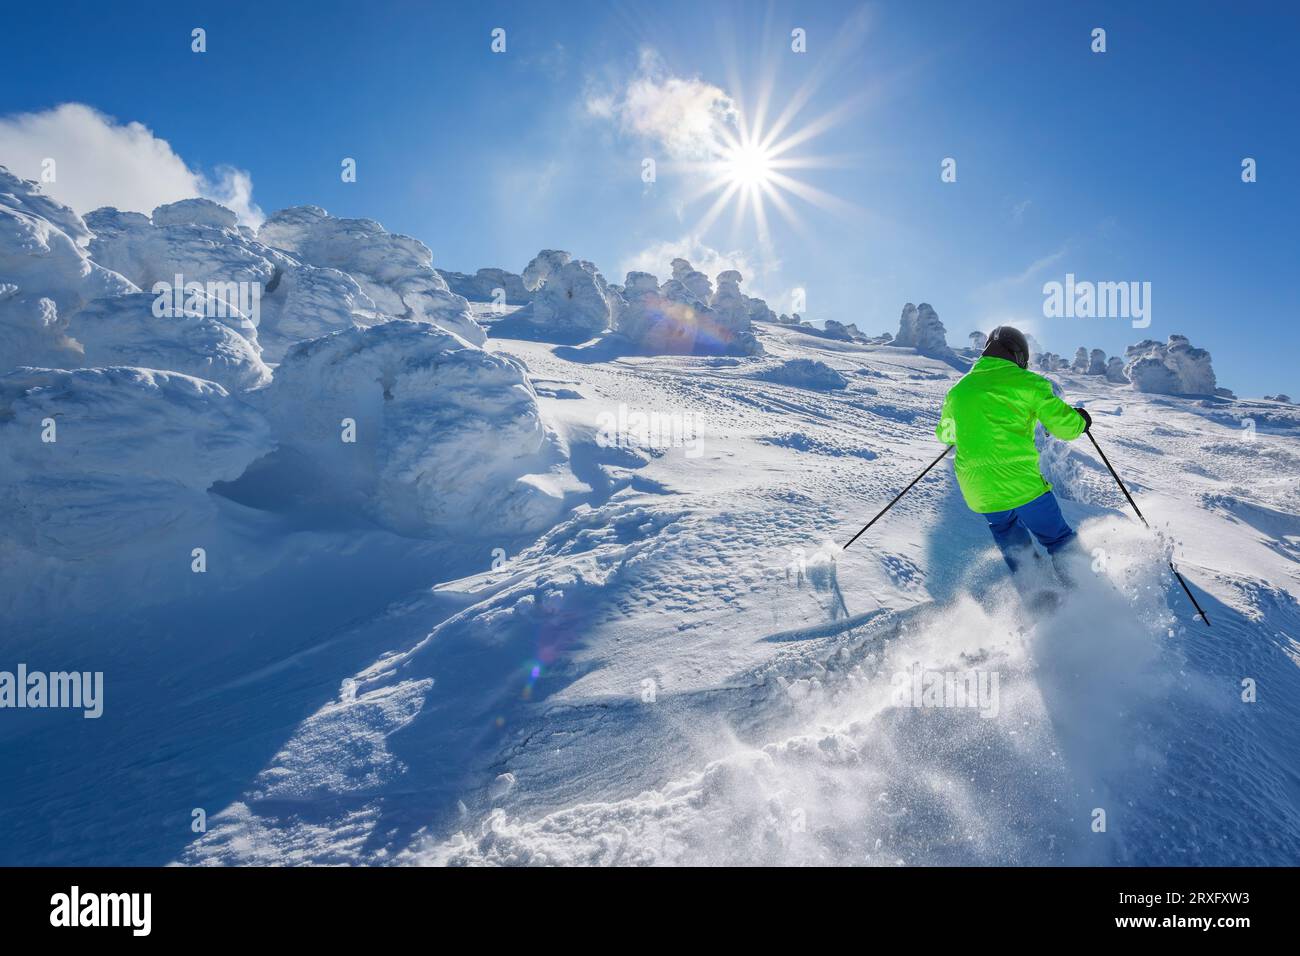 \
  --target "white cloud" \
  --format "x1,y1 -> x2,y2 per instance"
587,49 -> 736,160
0,103 -> 263,226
